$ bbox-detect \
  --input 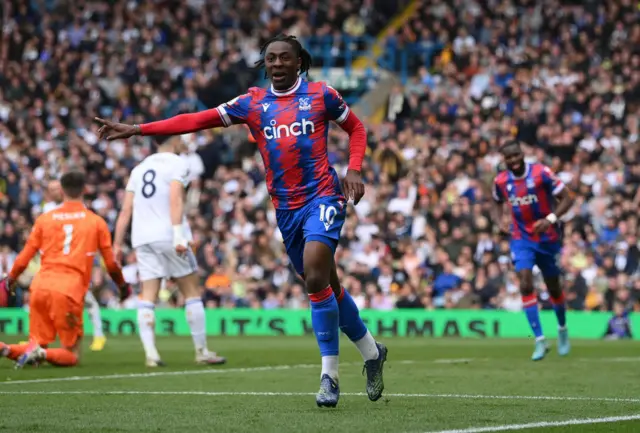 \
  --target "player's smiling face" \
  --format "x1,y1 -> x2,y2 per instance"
502,145 -> 526,175
265,41 -> 301,91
